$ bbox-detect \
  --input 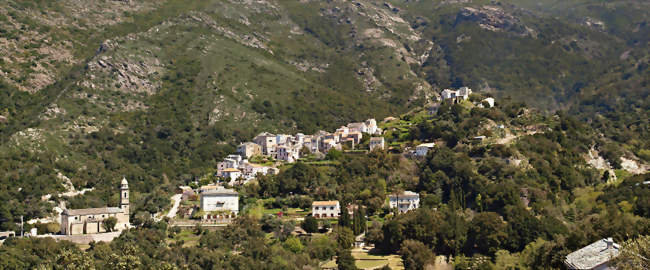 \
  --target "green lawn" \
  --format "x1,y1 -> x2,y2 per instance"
262,207 -> 305,215
350,251 -> 404,270
169,229 -> 201,248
